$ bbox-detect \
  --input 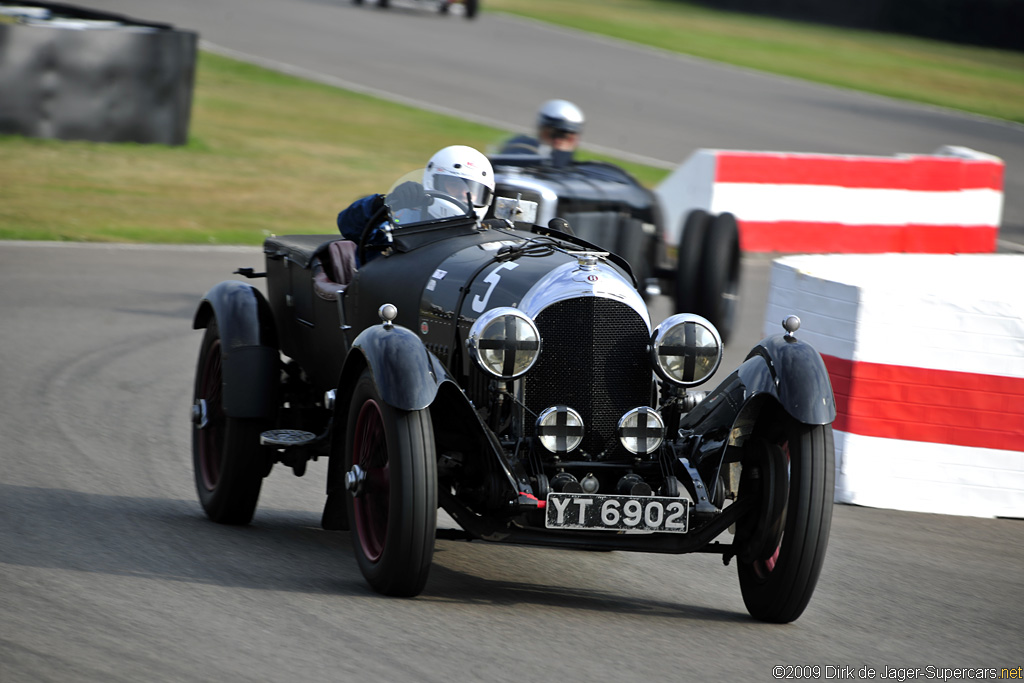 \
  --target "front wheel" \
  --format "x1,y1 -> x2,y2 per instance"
192,319 -> 269,525
345,369 -> 437,597
464,0 -> 479,18
738,423 -> 835,623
